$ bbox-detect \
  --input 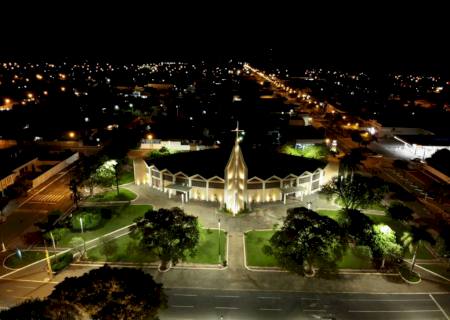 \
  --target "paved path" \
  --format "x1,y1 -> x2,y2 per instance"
227,232 -> 245,271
